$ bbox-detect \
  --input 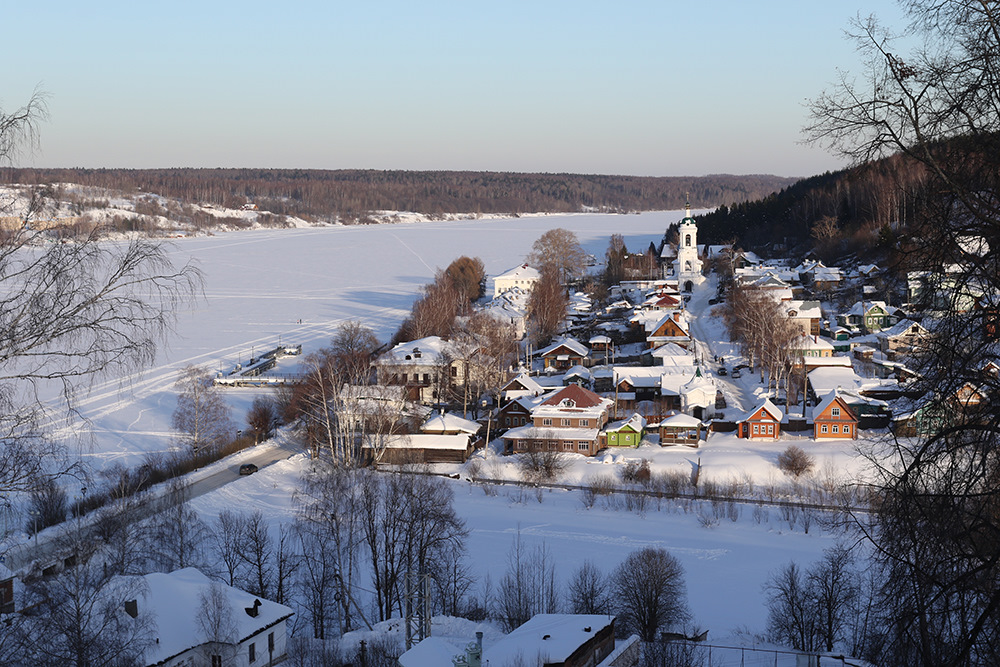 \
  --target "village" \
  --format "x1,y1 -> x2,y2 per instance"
354,203 -> 986,475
